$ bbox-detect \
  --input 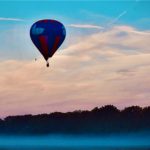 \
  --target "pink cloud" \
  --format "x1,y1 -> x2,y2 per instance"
0,25 -> 150,117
